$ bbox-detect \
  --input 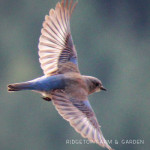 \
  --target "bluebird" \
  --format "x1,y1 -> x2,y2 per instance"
8,0 -> 113,150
